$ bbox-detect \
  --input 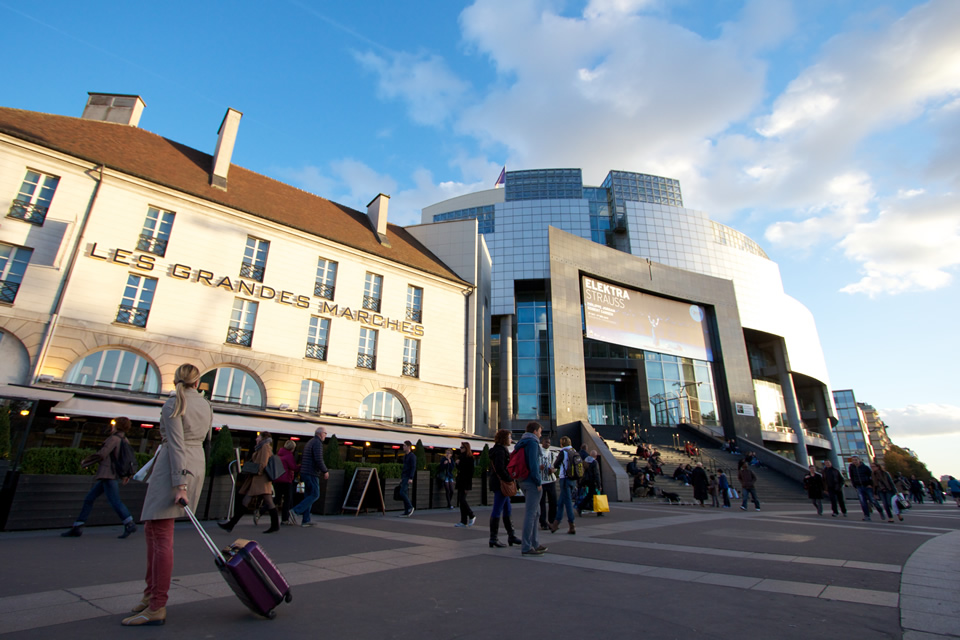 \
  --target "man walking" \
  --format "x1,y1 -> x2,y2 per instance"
514,422 -> 547,556
291,427 -> 328,527
738,460 -> 761,511
398,441 -> 416,517
538,435 -> 557,530
821,460 -> 847,517
847,456 -> 875,521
